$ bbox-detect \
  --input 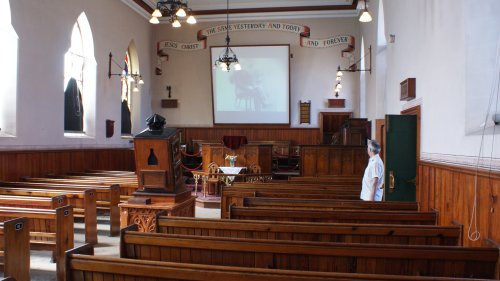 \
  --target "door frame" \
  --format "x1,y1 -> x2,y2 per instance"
401,105 -> 421,189
375,119 -> 386,162
400,105 -> 421,163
